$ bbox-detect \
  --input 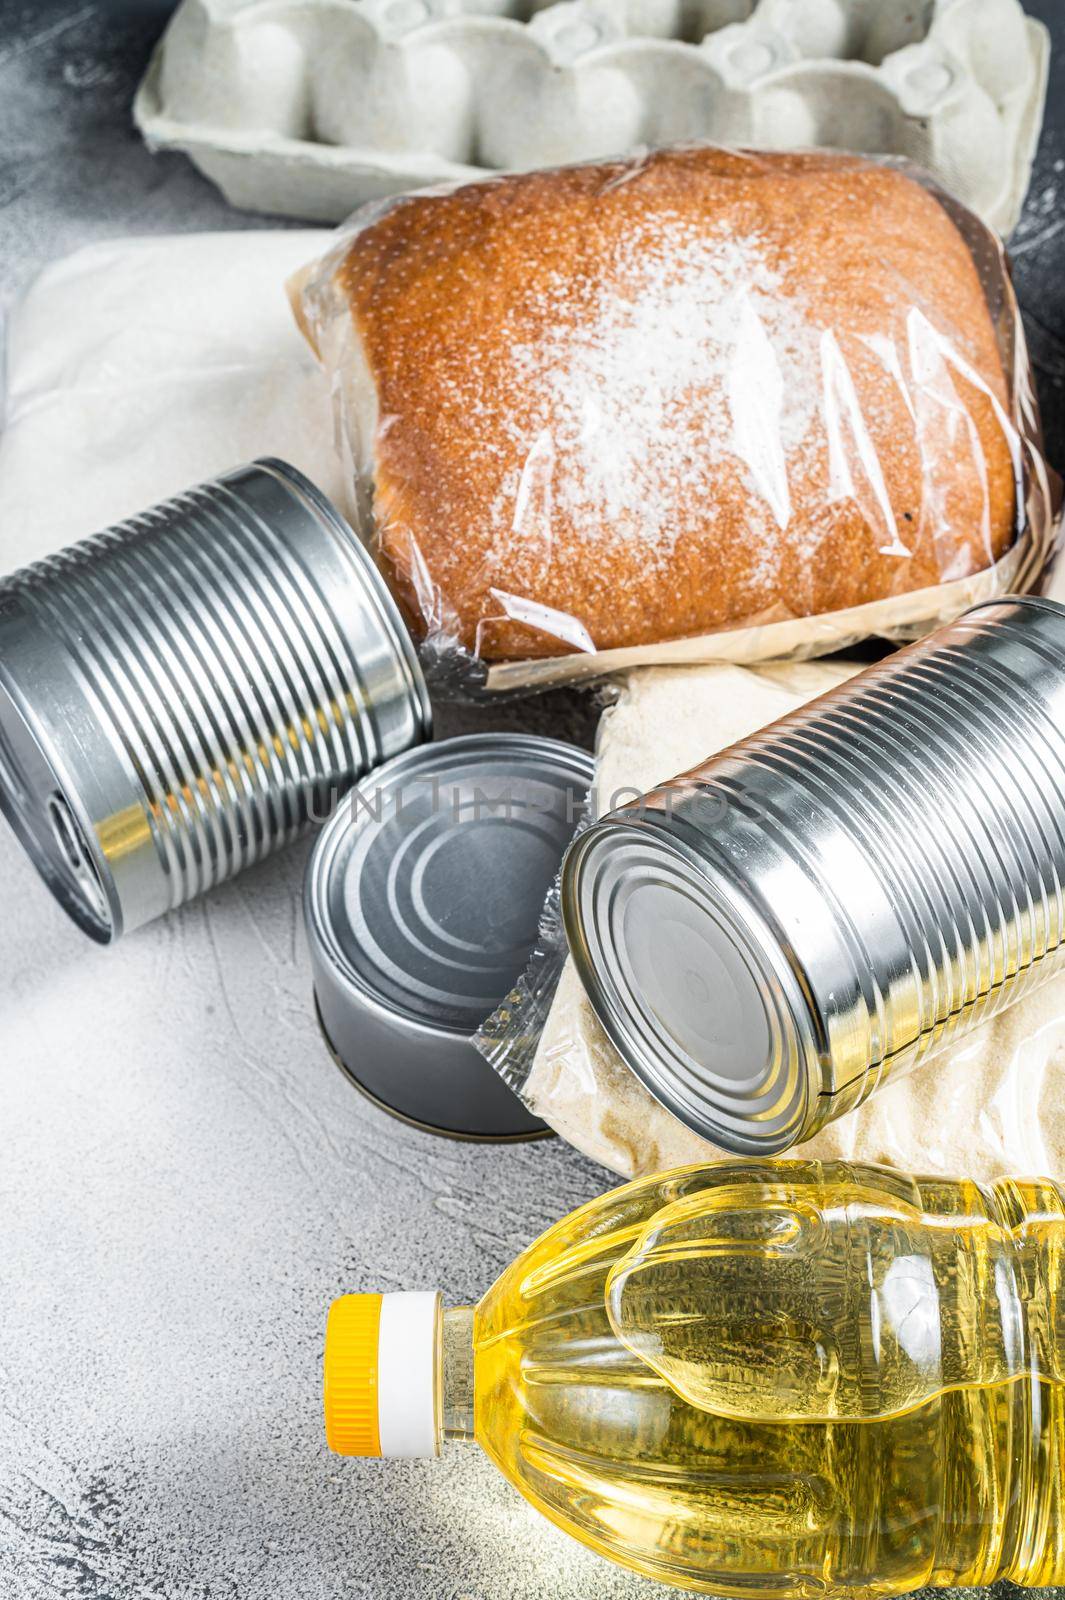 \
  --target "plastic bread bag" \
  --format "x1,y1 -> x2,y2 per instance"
476,658 -> 1065,1183
289,144 -> 1060,697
